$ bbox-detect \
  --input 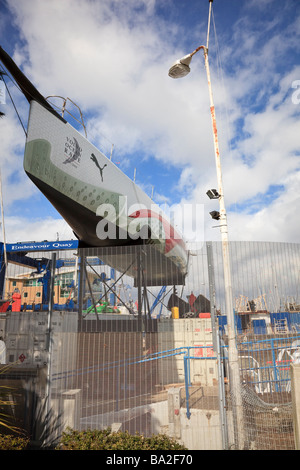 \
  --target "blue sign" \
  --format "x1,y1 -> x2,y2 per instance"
4,240 -> 79,252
